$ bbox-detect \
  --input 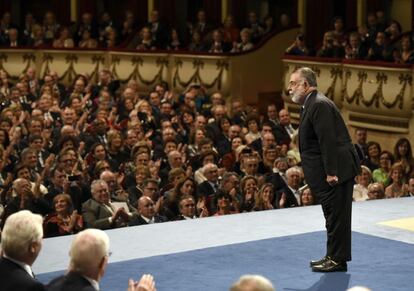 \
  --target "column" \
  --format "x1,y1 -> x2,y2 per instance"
357,0 -> 366,28
71,0 -> 78,22
222,0 -> 229,22
148,0 -> 155,20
